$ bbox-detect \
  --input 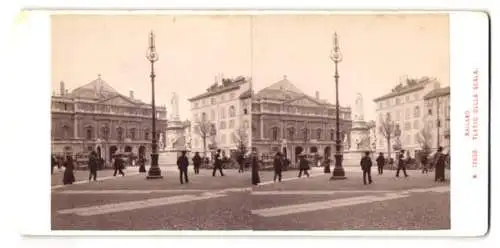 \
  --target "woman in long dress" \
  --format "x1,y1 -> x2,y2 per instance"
62,155 -> 75,185
251,150 -> 260,185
